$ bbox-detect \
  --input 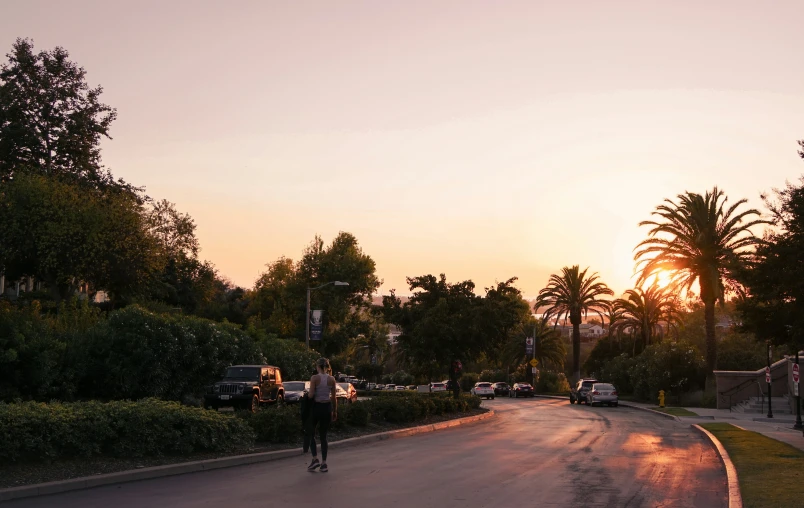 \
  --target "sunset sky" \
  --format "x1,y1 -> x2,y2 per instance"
3,1 -> 803,297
